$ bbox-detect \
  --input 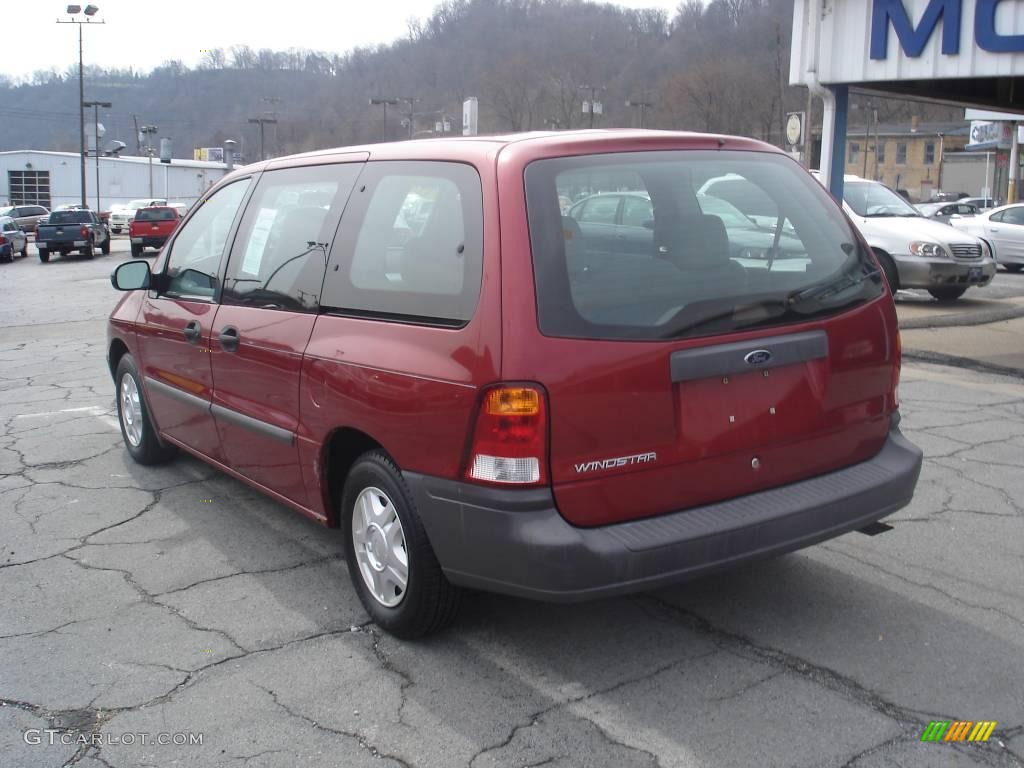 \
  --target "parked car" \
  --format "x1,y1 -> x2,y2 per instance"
960,196 -> 999,211
129,206 -> 181,258
109,199 -> 167,233
813,173 -> 996,301
0,216 -> 29,261
107,131 -> 923,637
929,191 -> 969,203
0,204 -> 50,232
950,203 -> 1024,272
916,201 -> 979,224
36,209 -> 110,261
